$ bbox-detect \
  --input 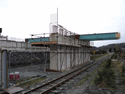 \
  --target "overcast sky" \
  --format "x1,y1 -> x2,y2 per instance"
0,0 -> 125,47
